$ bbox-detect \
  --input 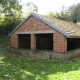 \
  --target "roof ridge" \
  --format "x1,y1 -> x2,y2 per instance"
8,12 -> 80,38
